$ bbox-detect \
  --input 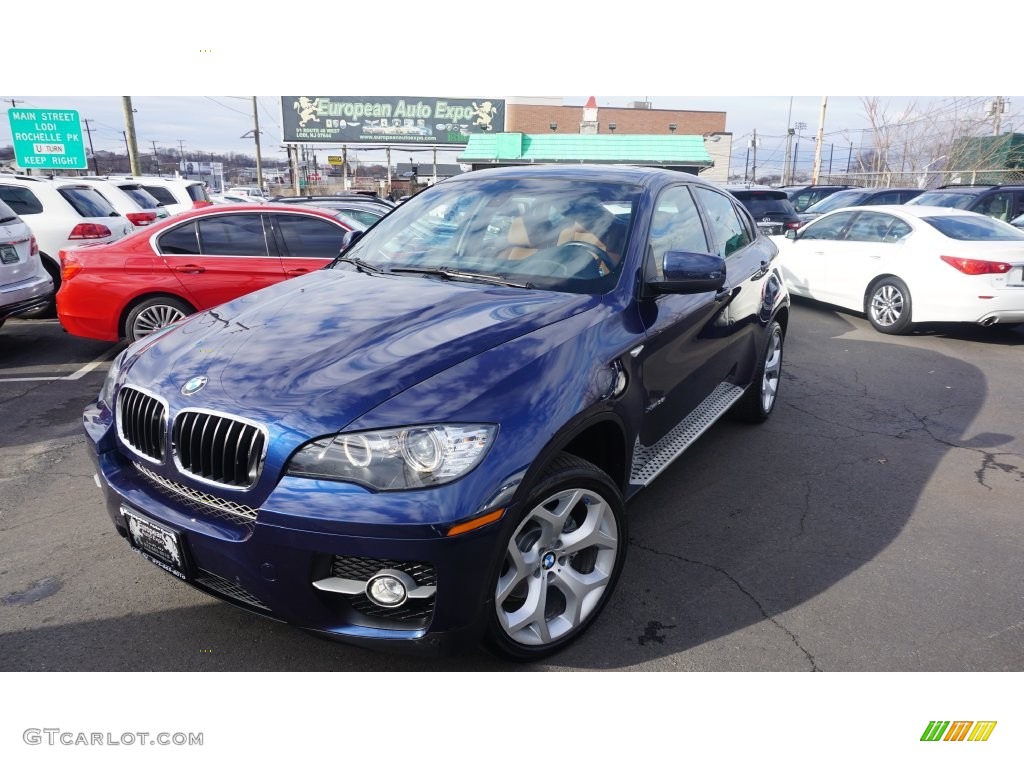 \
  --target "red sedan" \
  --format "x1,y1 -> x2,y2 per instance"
57,203 -> 360,342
